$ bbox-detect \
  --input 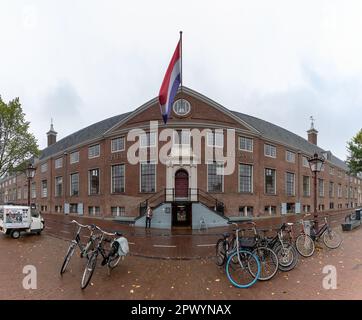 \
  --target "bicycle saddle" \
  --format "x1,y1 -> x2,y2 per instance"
115,231 -> 123,236
222,232 -> 230,238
